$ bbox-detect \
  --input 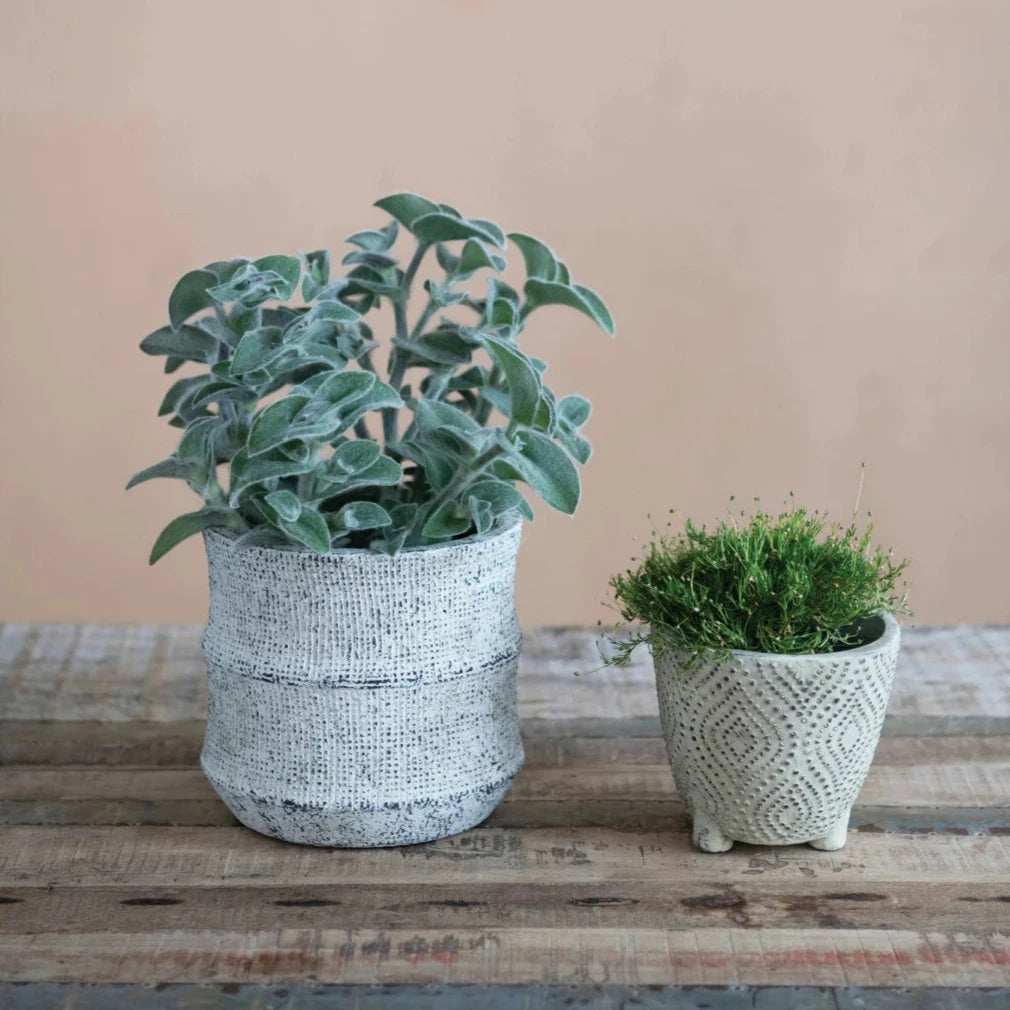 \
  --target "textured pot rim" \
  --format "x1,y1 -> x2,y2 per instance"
655,611 -> 900,667
204,511 -> 522,563
718,611 -> 900,662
